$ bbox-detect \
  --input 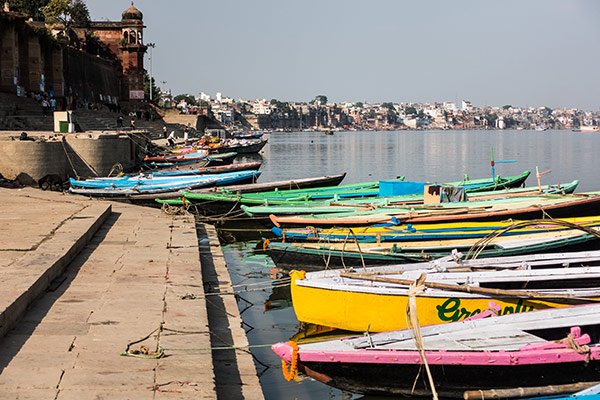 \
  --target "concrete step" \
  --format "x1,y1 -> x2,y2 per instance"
0,191 -> 230,398
0,195 -> 111,338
